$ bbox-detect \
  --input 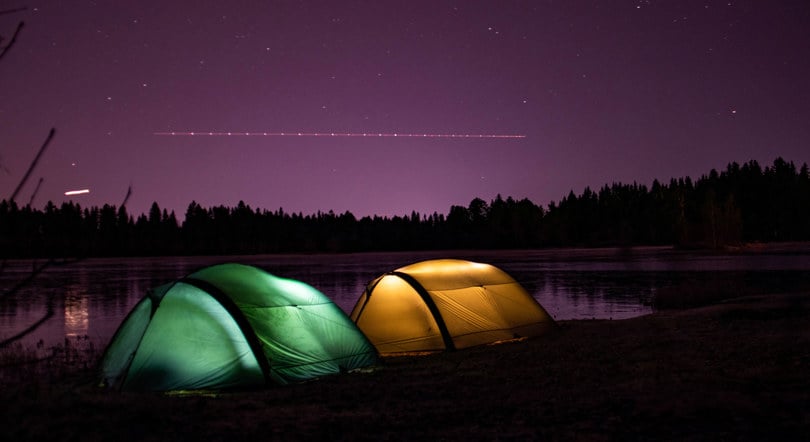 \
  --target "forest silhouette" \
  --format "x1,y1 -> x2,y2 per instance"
1,158 -> 808,258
